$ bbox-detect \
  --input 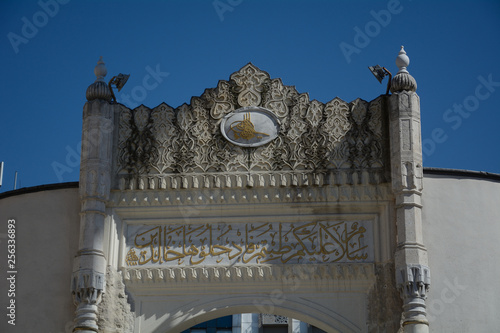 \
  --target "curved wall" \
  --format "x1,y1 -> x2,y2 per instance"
422,171 -> 500,332
1,170 -> 499,332
0,185 -> 80,333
